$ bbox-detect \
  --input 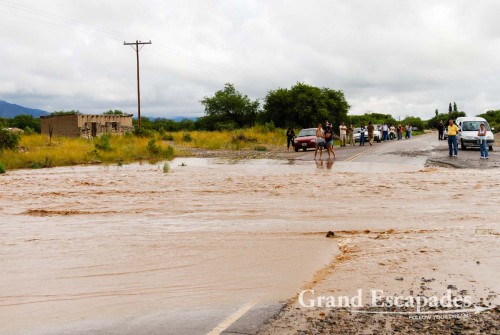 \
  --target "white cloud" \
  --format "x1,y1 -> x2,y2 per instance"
0,0 -> 499,119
